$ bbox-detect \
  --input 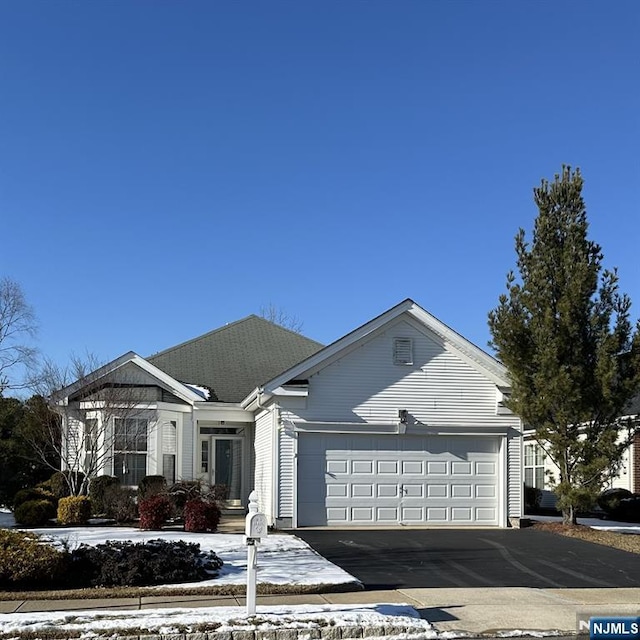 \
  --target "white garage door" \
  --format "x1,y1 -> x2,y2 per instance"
297,433 -> 501,527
